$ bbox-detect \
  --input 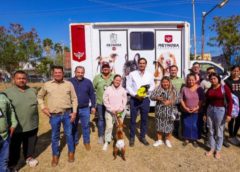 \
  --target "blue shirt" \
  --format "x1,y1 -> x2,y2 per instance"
69,77 -> 96,108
